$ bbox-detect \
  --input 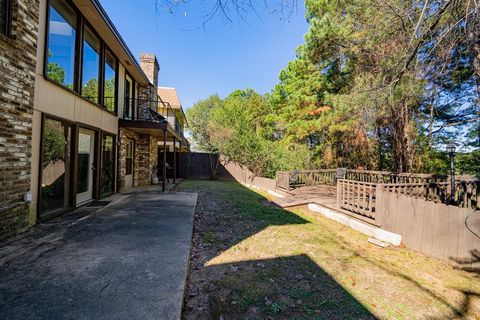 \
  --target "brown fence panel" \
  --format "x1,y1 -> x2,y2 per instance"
420,200 -> 436,256
379,192 -> 479,270
180,152 -> 219,179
